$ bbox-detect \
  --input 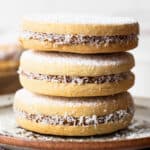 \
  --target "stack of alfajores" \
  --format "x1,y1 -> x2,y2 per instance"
14,15 -> 139,136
